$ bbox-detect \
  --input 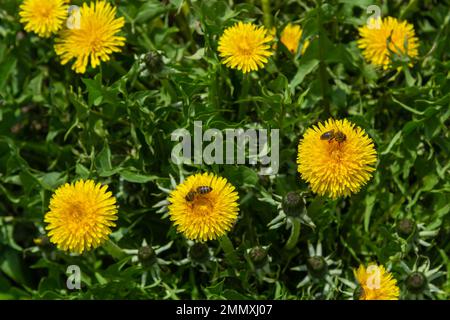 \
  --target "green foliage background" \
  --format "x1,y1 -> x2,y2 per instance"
0,0 -> 449,299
